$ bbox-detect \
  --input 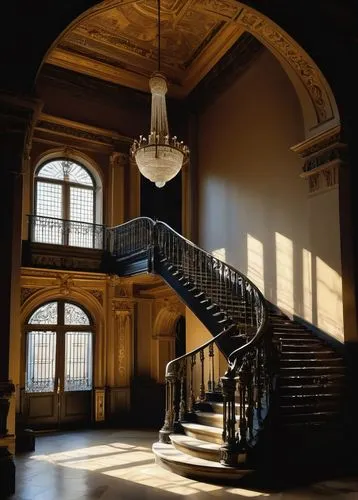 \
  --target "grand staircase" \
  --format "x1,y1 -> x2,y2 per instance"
108,217 -> 349,483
